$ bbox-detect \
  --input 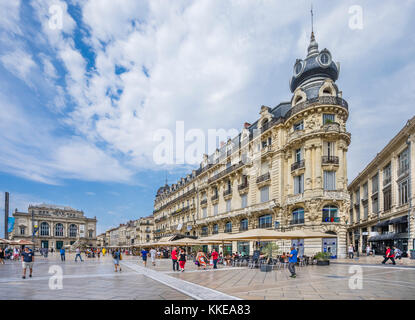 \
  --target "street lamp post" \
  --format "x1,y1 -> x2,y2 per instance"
31,210 -> 35,250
